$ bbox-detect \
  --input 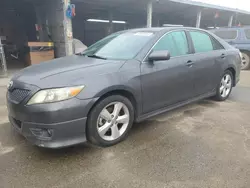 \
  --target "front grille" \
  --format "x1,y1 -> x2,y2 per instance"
8,88 -> 30,103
